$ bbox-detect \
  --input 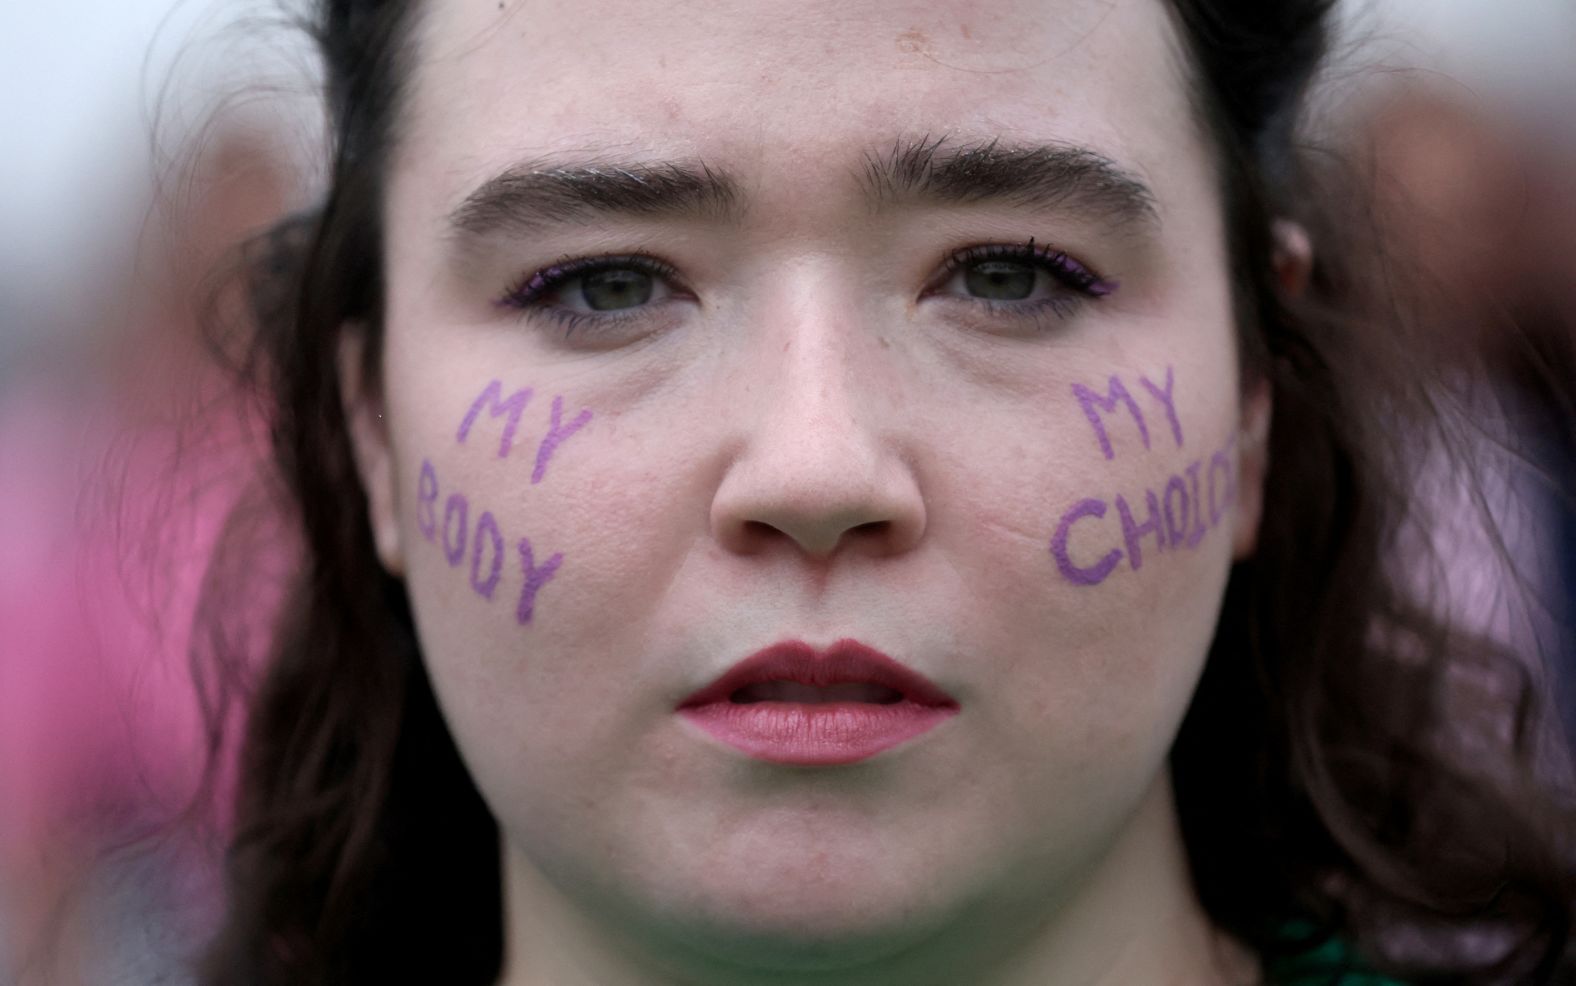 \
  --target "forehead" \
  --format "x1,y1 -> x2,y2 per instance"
395,0 -> 1205,207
